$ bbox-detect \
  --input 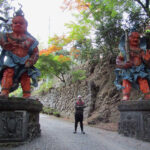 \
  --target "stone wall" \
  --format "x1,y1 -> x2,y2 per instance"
39,81 -> 91,119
